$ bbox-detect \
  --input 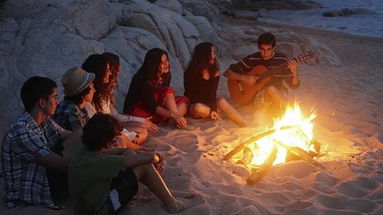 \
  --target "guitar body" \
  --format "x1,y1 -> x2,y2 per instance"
228,65 -> 272,105
227,50 -> 314,105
